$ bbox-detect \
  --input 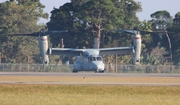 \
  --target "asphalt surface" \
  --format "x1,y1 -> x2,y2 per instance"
0,72 -> 180,86
1,72 -> 180,77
